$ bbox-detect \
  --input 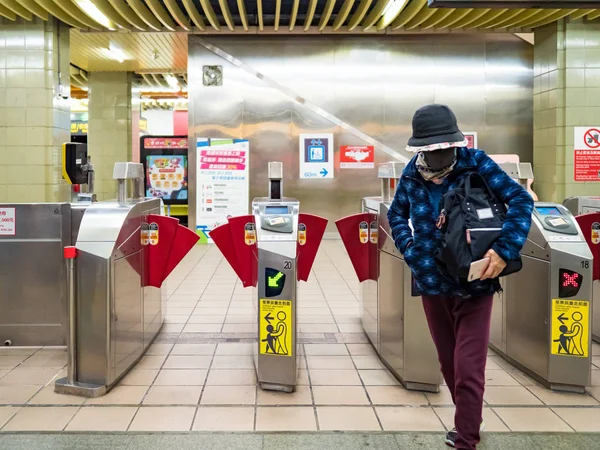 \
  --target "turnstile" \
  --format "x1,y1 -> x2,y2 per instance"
337,162 -> 441,392
490,202 -> 593,392
210,162 -> 327,393
563,196 -> 600,342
